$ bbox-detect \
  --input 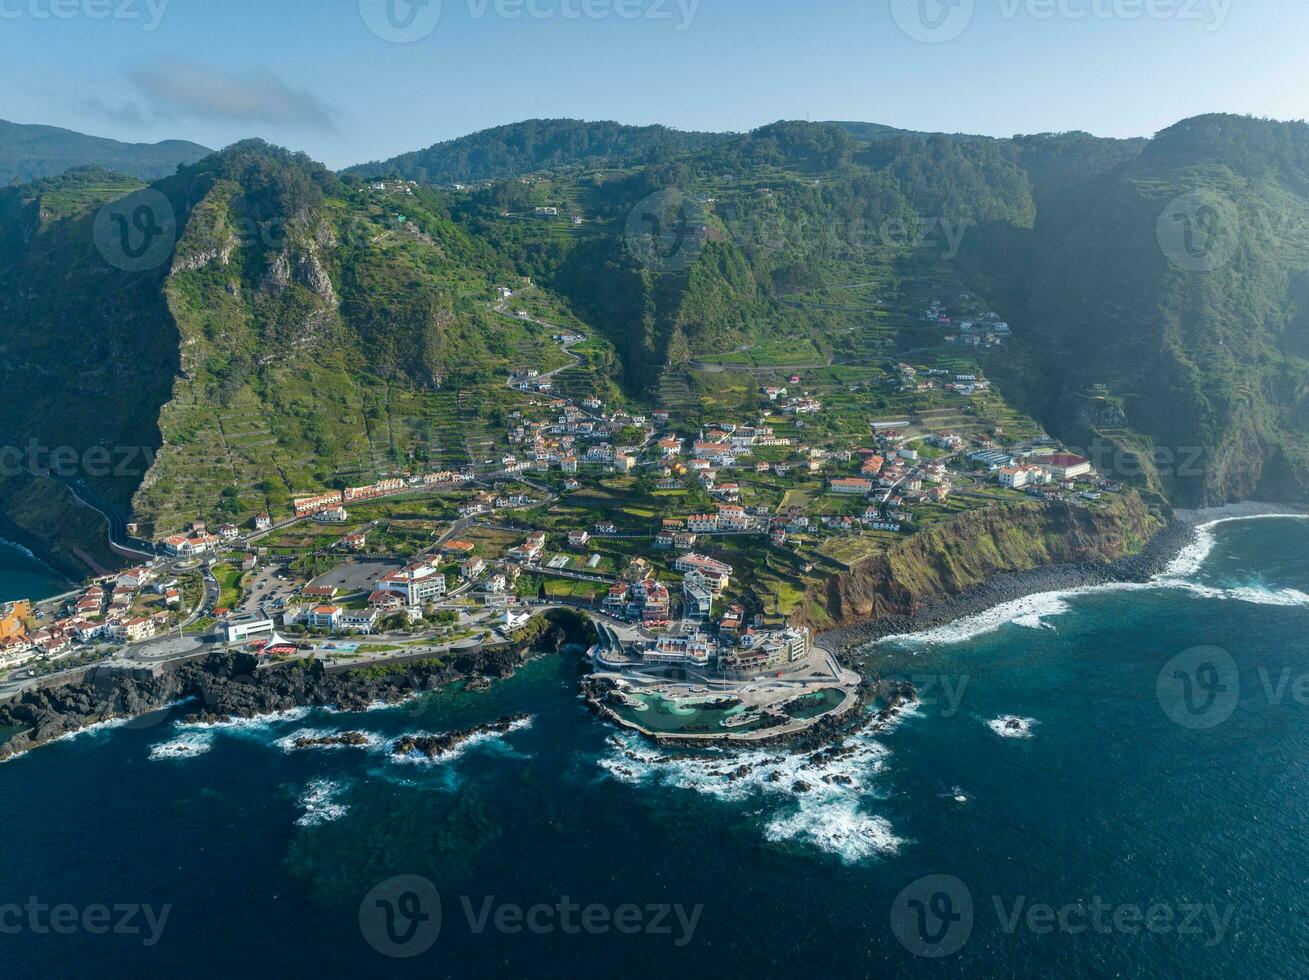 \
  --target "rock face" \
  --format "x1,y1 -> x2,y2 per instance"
292,732 -> 371,750
802,495 -> 1164,633
0,640 -> 535,763
392,715 -> 531,760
